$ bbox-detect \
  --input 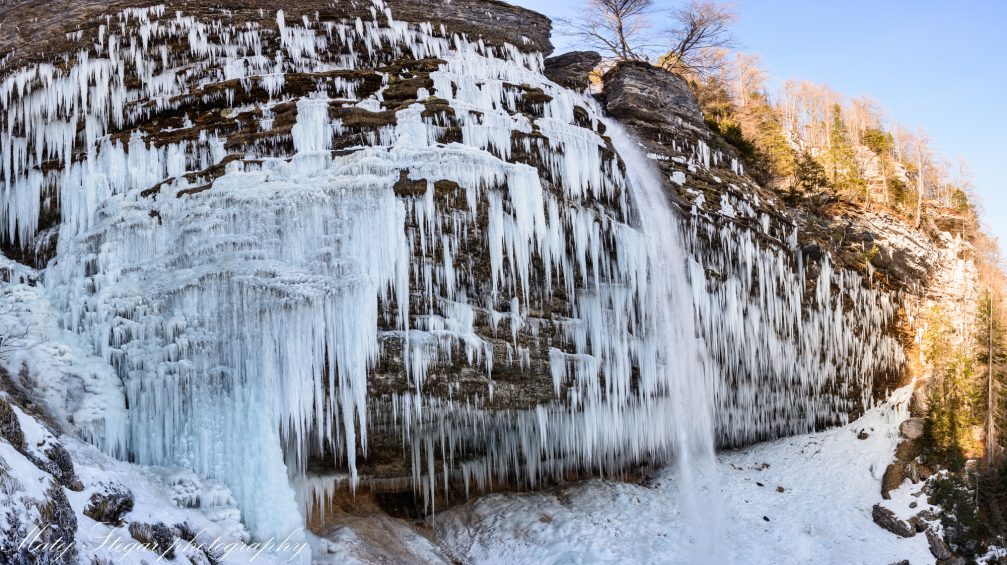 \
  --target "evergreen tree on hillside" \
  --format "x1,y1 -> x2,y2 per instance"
921,306 -> 985,470
826,104 -> 863,200
793,150 -> 828,192
978,289 -> 1007,462
740,92 -> 796,182
862,127 -> 894,205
